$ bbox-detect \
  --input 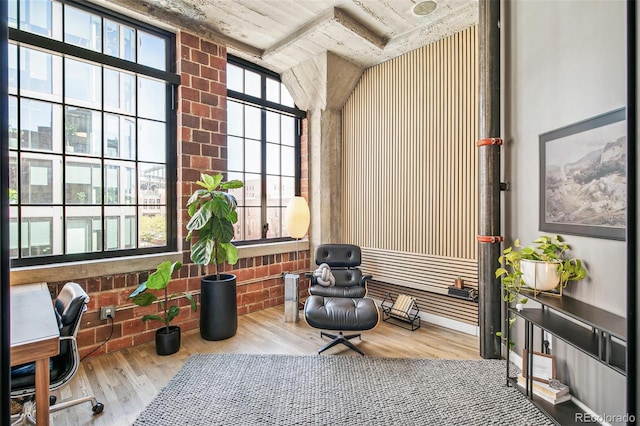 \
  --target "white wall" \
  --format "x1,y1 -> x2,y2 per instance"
504,0 -> 628,420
